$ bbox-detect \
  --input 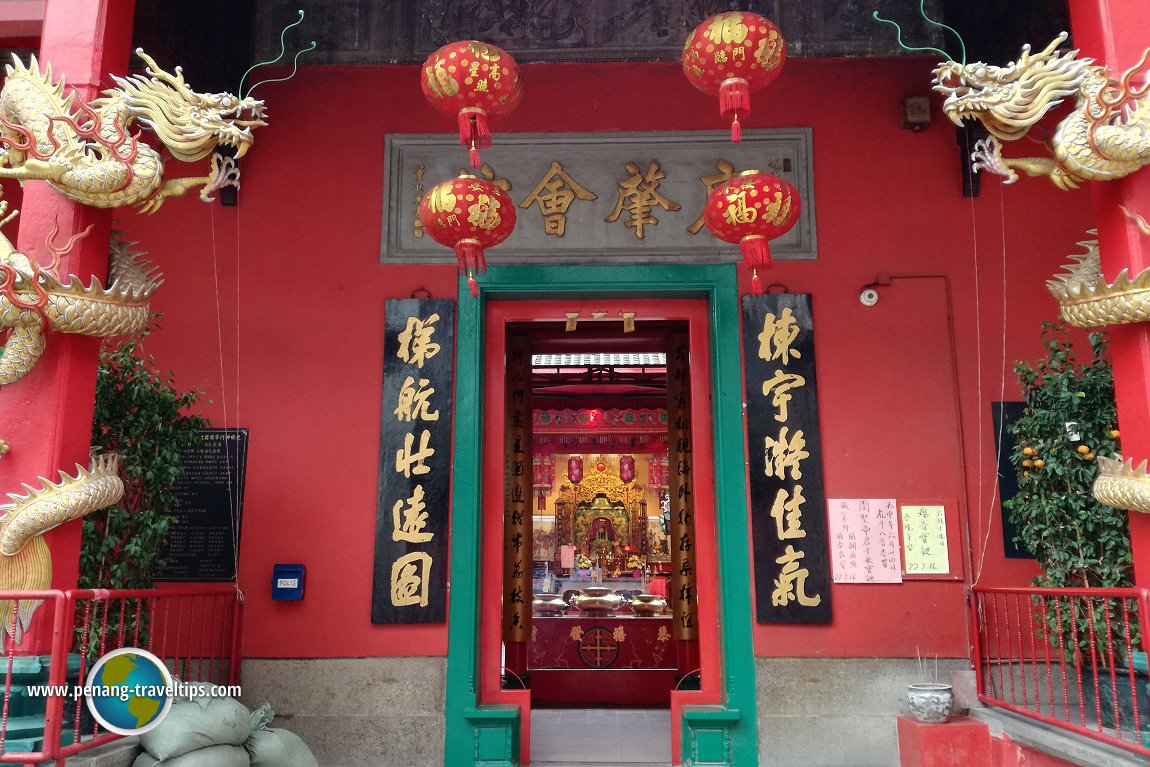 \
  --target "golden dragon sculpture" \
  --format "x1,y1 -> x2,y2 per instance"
0,49 -> 264,212
0,453 -> 124,641
1044,234 -> 1150,514
1047,233 -> 1150,328
933,32 -> 1150,191
0,207 -> 161,385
